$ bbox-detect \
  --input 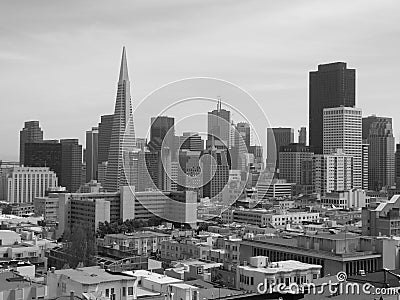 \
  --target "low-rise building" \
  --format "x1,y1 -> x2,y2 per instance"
233,208 -> 319,227
161,238 -> 212,262
0,271 -> 48,300
321,188 -> 367,209
236,256 -> 321,293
